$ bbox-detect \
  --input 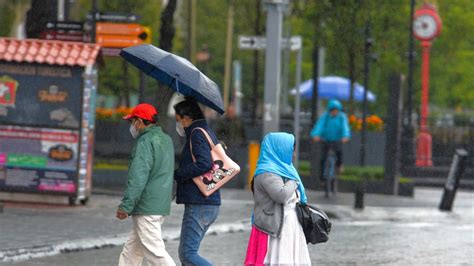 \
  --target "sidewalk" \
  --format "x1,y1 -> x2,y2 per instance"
1,187 -> 472,263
